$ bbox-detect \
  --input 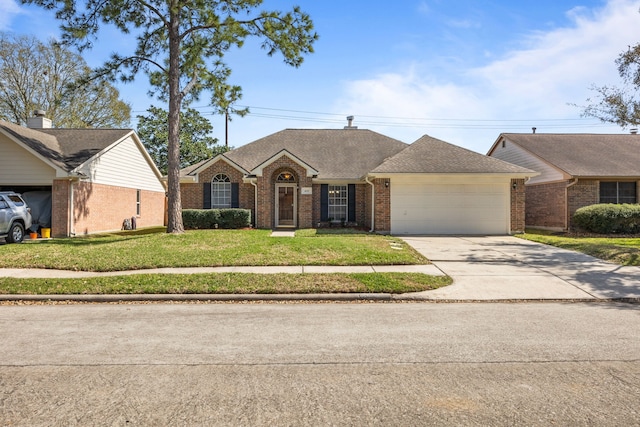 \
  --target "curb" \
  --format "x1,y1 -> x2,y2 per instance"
0,294 -> 638,304
0,293 -> 394,303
